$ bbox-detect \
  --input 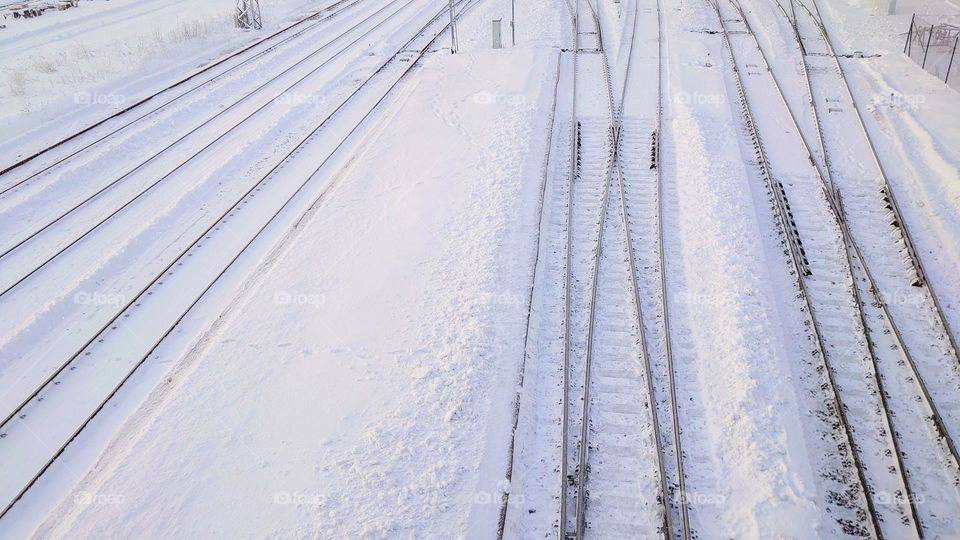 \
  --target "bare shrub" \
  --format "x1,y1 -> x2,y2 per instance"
7,70 -> 29,96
